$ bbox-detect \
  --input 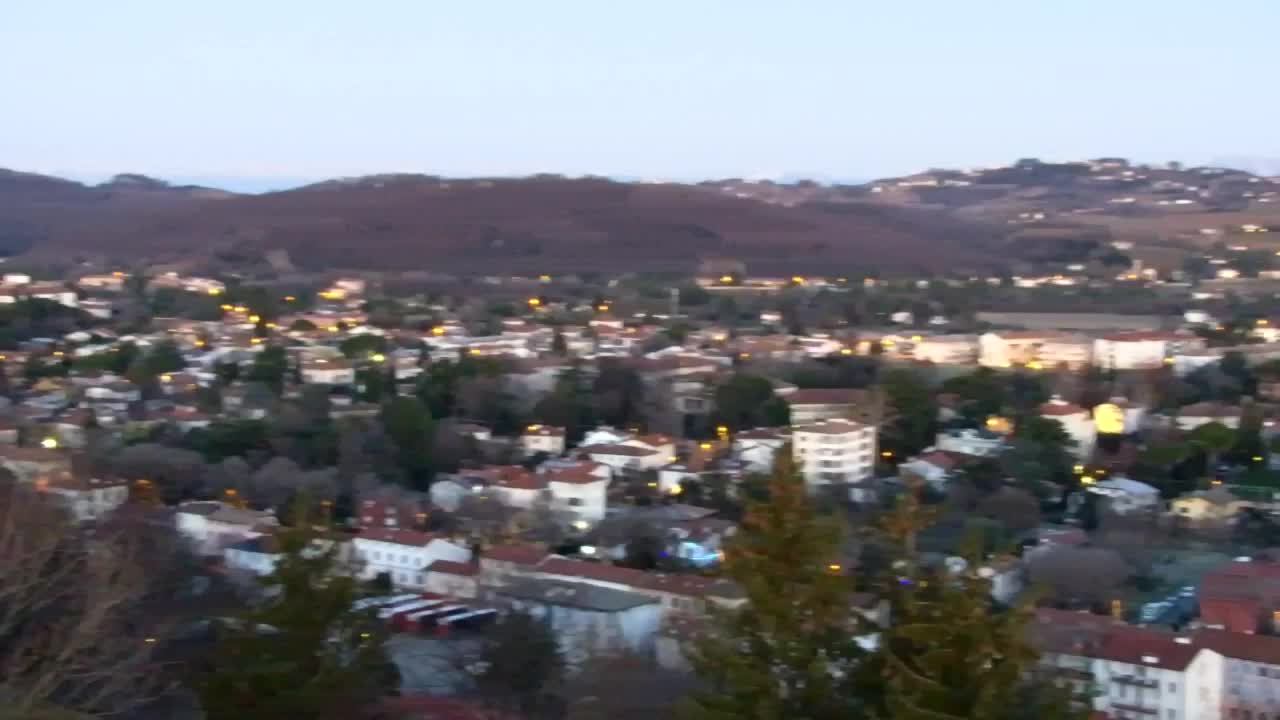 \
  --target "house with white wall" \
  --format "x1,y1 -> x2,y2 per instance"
351,528 -> 471,590
175,501 -> 279,556
791,418 -> 877,490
